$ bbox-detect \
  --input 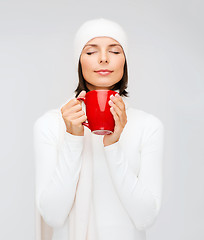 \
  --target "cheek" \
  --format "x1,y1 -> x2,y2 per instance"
115,58 -> 125,74
81,57 -> 94,73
